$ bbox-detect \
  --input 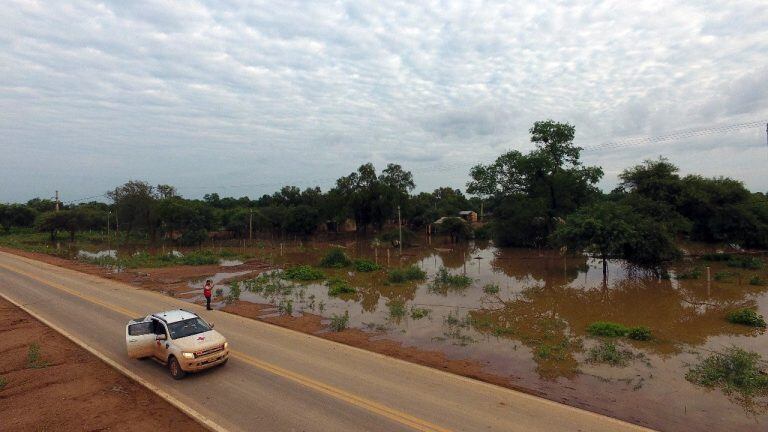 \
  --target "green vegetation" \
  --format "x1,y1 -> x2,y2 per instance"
243,271 -> 295,297
214,287 -> 224,297
410,306 -> 431,320
727,256 -> 764,270
329,311 -> 349,332
319,247 -> 352,268
701,252 -> 732,261
283,265 -> 325,281
0,376 -> 6,390
482,283 -> 500,294
277,298 -> 293,315
727,308 -> 767,328
387,300 -> 406,319
749,276 -> 766,286
224,281 -> 241,305
431,267 -> 472,290
353,259 -> 380,272
387,265 -> 426,283
587,340 -> 634,366
685,347 -> 768,402
675,267 -> 702,280
326,278 -> 356,296
627,326 -> 653,341
434,217 -> 473,242
27,343 -> 49,369
587,321 -> 629,337
714,271 -> 738,282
